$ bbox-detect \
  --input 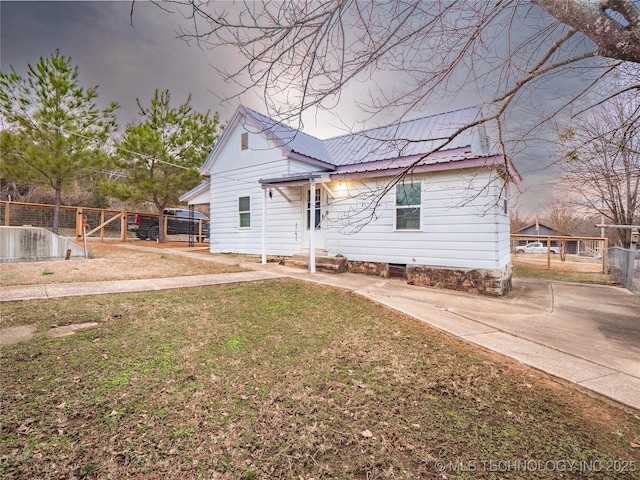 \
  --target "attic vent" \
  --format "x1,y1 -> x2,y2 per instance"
241,132 -> 248,150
